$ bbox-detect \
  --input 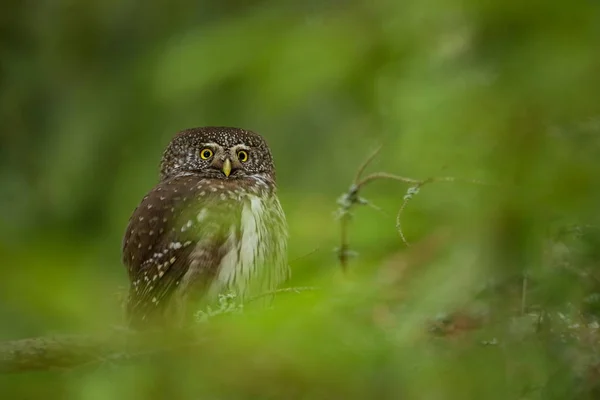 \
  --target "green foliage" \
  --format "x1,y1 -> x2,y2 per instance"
2,0 -> 600,398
